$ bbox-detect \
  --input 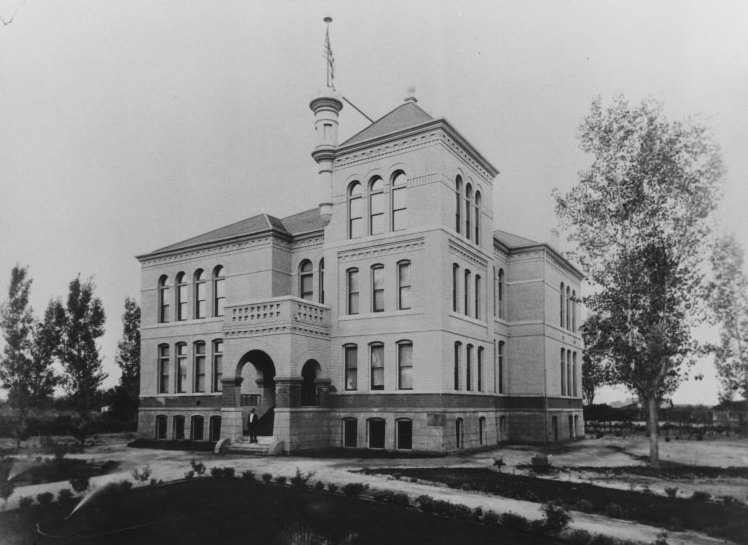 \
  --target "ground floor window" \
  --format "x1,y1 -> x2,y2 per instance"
155,414 -> 167,439
173,415 -> 185,440
368,418 -> 385,449
499,415 -> 507,442
552,416 -> 558,441
479,416 -> 486,445
574,414 -> 579,438
191,415 -> 204,441
568,415 -> 574,439
455,418 -> 464,449
209,416 -> 221,441
396,419 -> 412,450
343,418 -> 357,448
